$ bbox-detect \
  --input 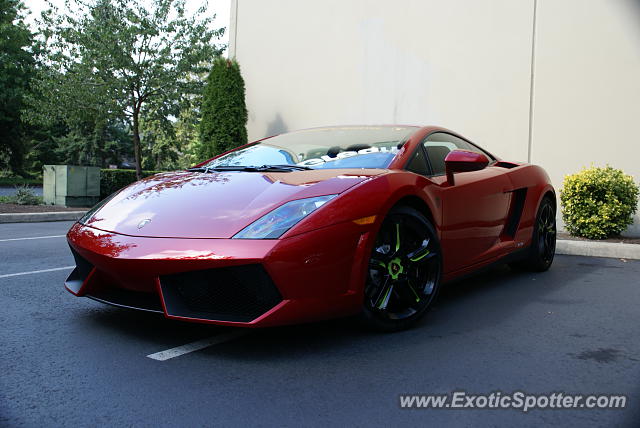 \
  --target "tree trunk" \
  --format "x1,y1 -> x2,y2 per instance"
132,109 -> 143,180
